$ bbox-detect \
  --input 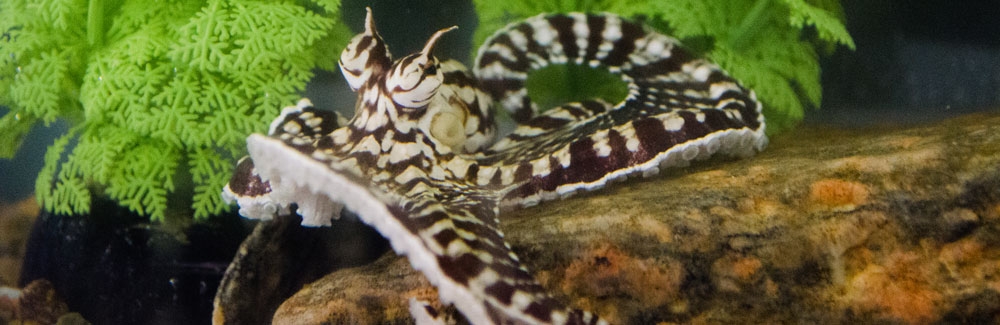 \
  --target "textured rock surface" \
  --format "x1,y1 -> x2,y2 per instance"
244,113 -> 1000,324
272,254 -> 448,324
0,197 -> 38,287
213,212 -> 389,323
0,279 -> 83,324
